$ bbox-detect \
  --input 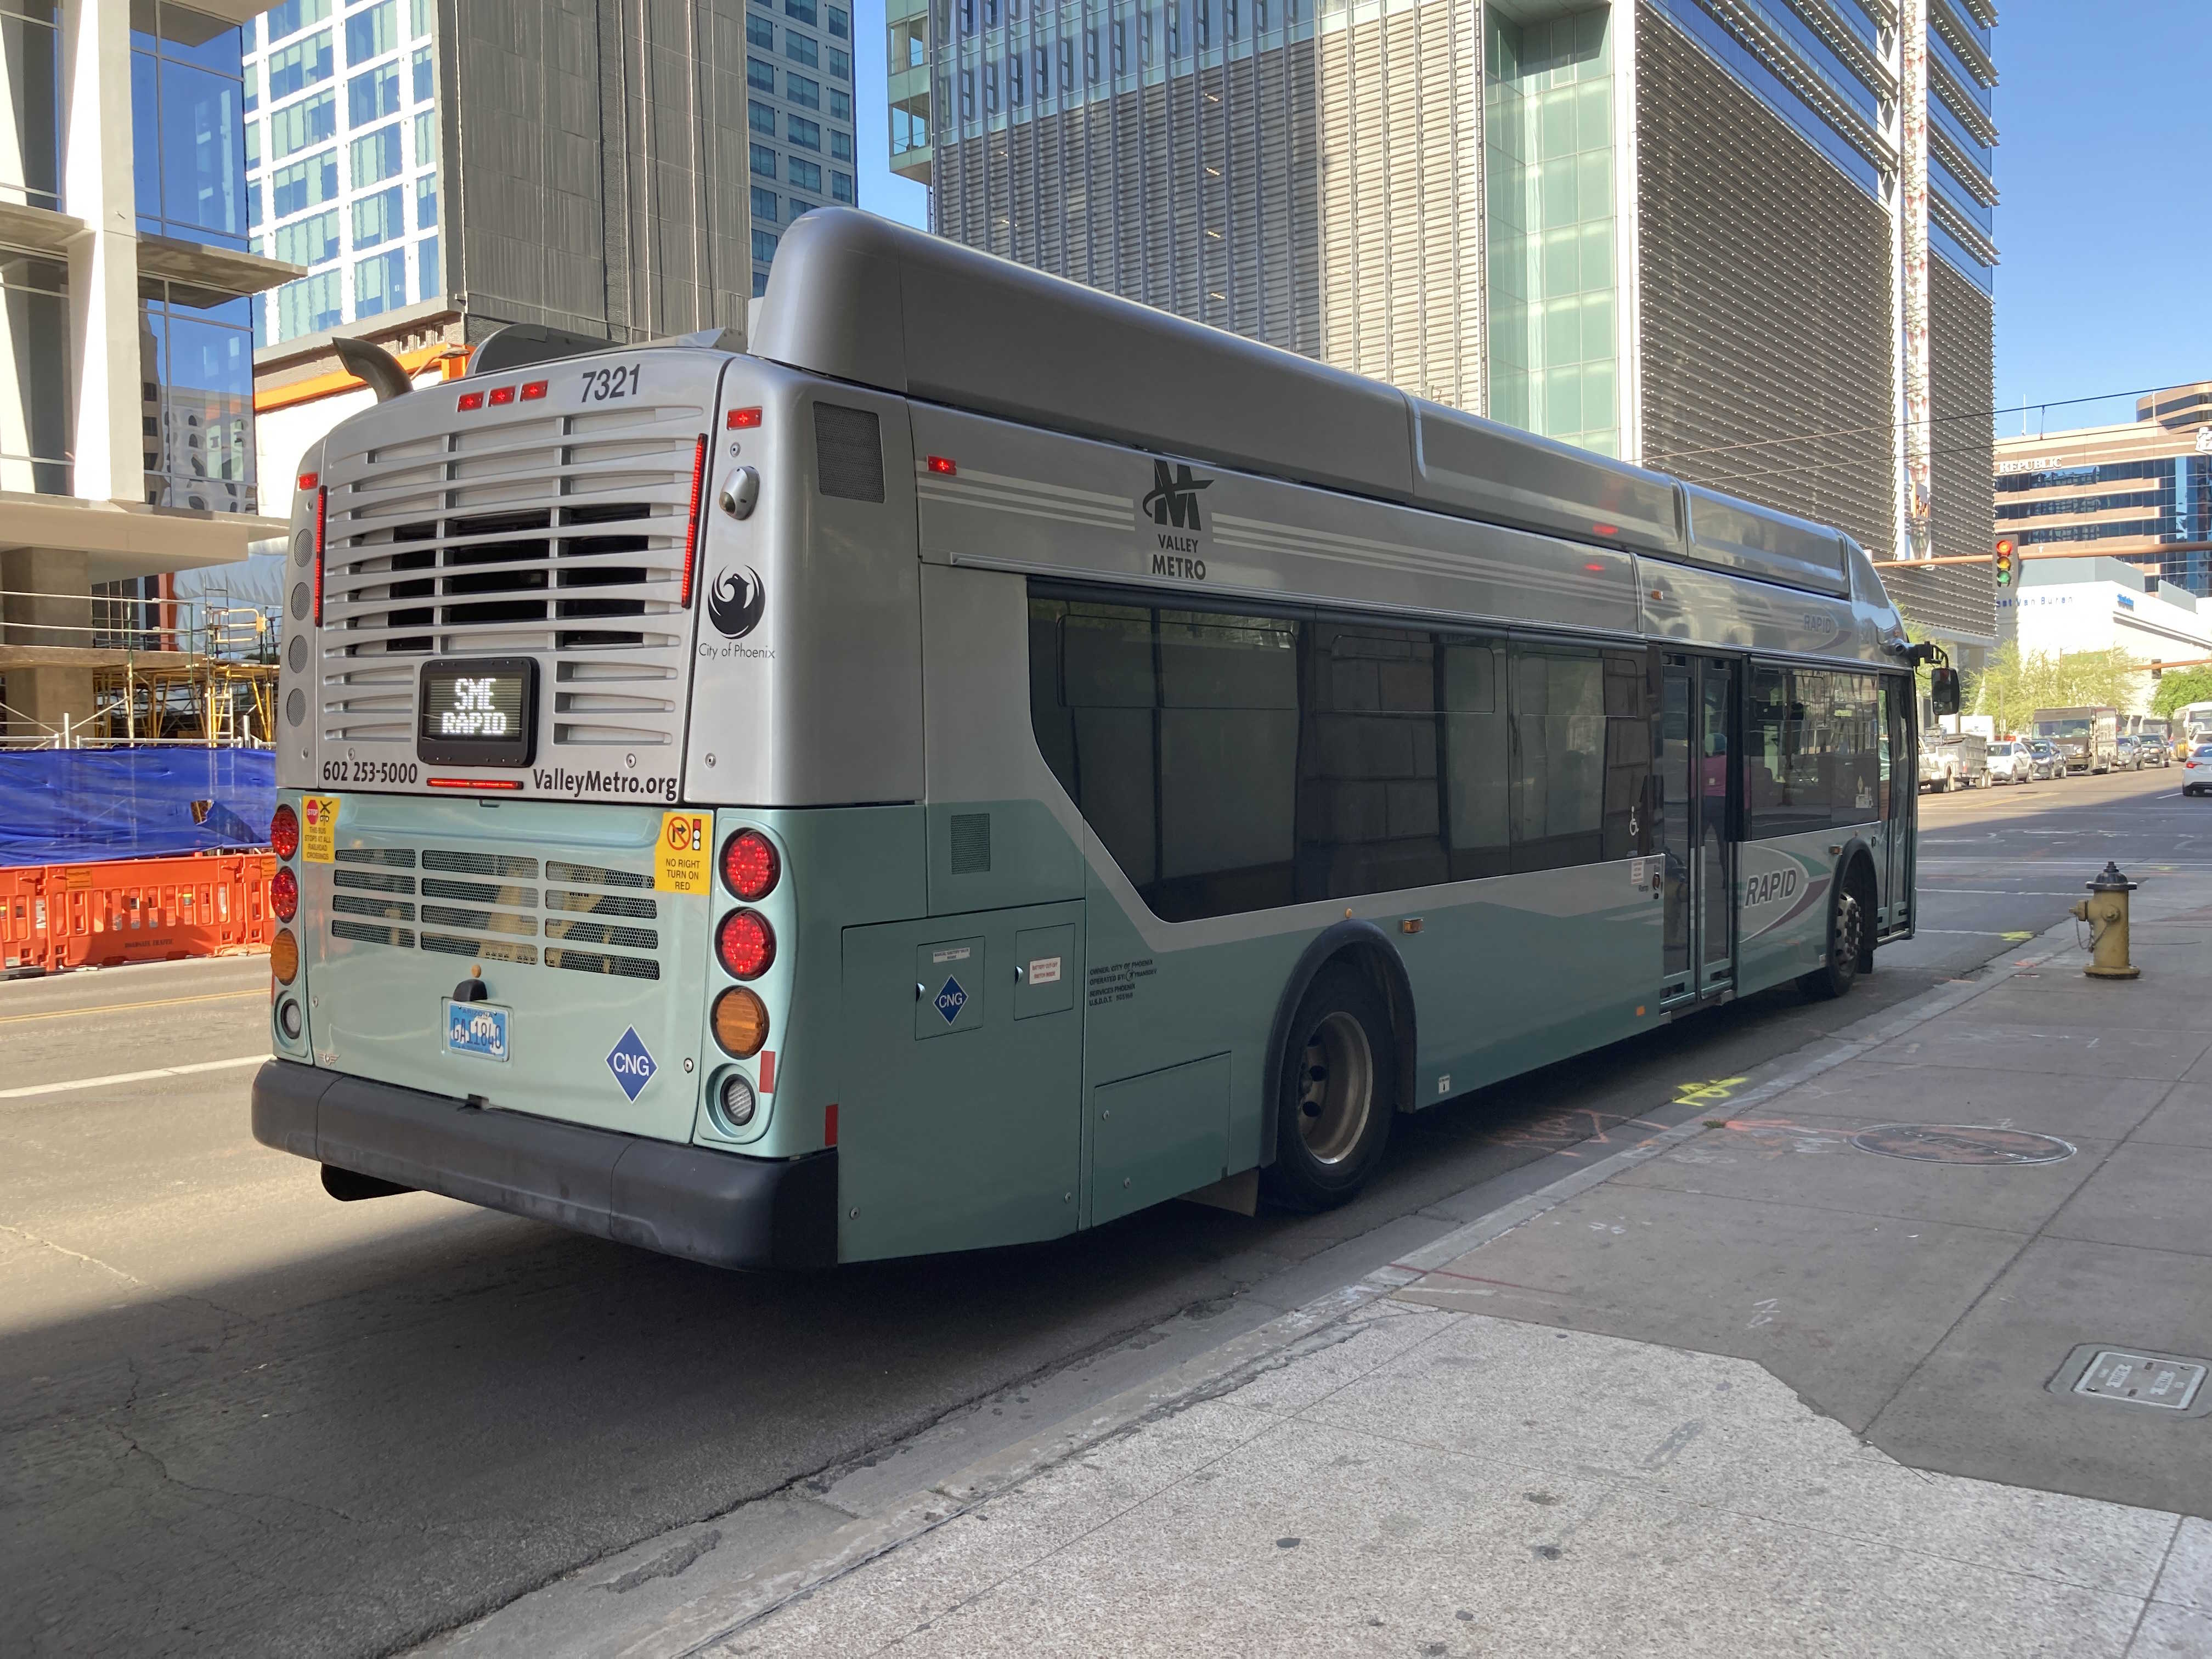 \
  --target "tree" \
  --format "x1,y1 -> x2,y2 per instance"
2151,665 -> 2212,720
1971,644 -> 2143,735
